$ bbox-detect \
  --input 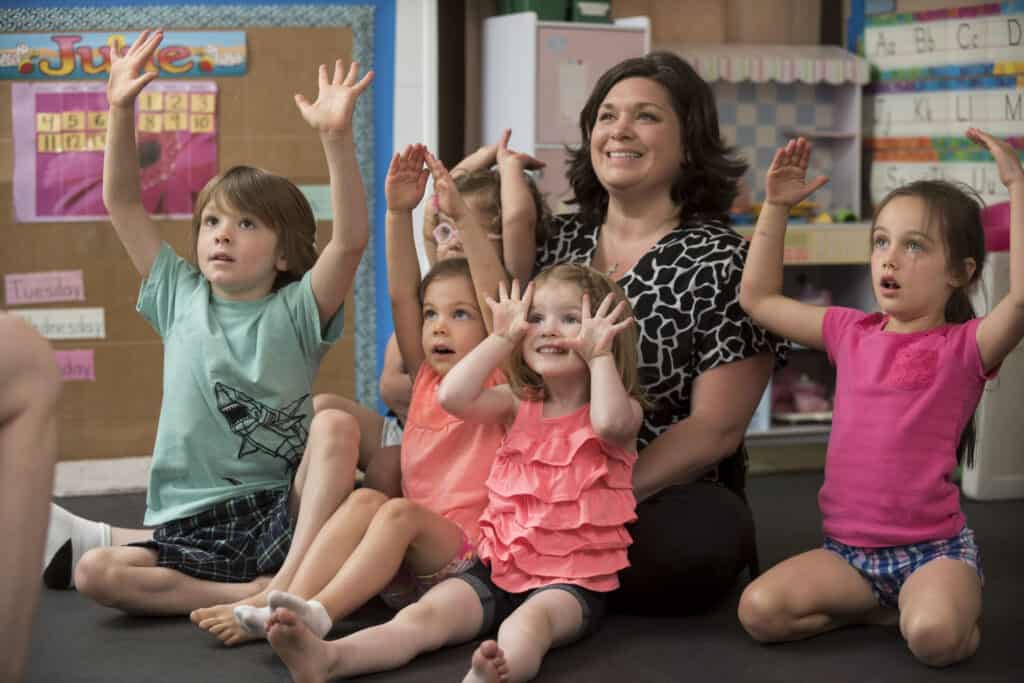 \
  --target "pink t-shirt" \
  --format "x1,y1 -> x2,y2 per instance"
820,307 -> 994,548
401,364 -> 507,543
